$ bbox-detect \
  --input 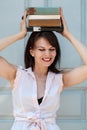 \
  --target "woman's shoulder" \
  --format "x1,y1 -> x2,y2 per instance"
16,65 -> 31,72
11,66 -> 32,89
49,71 -> 63,93
49,70 -> 63,76
49,71 -> 63,84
